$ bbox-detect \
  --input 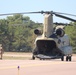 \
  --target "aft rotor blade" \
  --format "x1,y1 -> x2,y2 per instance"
55,13 -> 76,22
54,12 -> 76,17
54,22 -> 69,25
